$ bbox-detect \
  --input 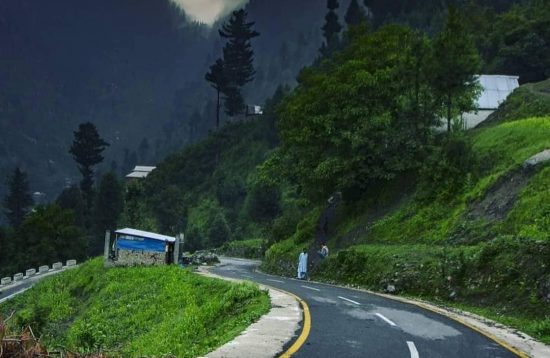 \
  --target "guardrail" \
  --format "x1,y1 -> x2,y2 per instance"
0,260 -> 77,288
